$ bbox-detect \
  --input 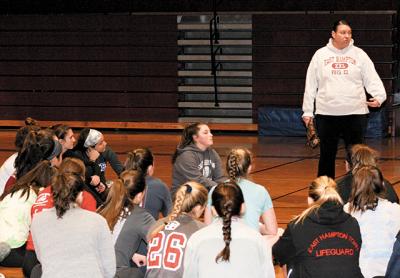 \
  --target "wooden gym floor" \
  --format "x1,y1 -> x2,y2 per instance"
0,129 -> 399,278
